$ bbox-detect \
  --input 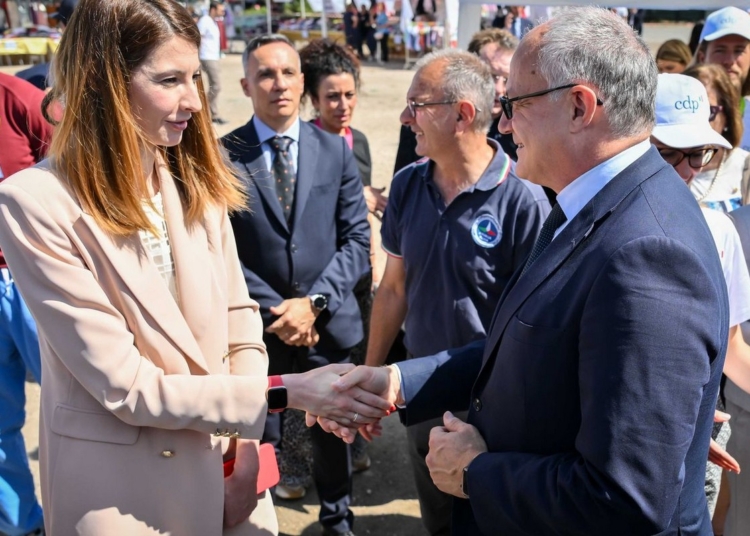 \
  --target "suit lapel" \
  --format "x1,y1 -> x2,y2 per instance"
157,158 -> 213,373
234,122 -> 289,233
292,123 -> 320,231
81,179 -> 210,374
483,204 -> 597,357
481,147 -> 670,370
